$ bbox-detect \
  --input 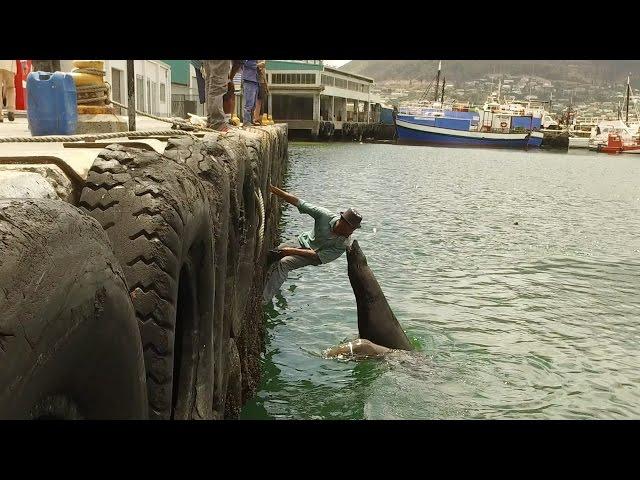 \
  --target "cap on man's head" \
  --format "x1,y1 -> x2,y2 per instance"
340,208 -> 362,229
